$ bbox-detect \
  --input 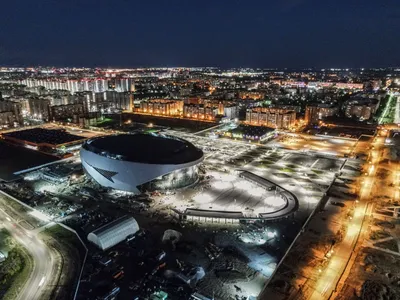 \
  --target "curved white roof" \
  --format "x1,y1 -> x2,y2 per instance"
87,215 -> 139,250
